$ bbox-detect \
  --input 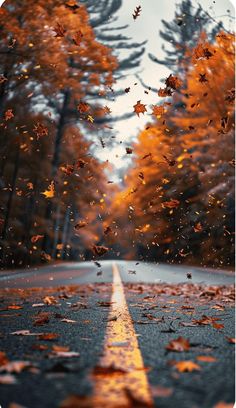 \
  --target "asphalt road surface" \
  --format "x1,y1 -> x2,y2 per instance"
0,261 -> 234,408
0,260 -> 234,288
